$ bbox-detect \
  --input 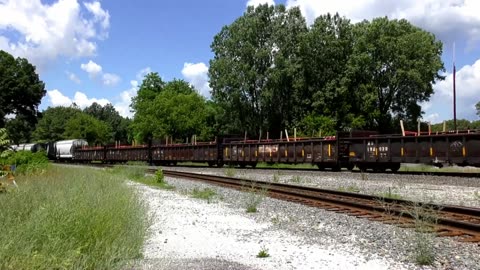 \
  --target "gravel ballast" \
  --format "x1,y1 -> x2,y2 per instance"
133,171 -> 480,270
